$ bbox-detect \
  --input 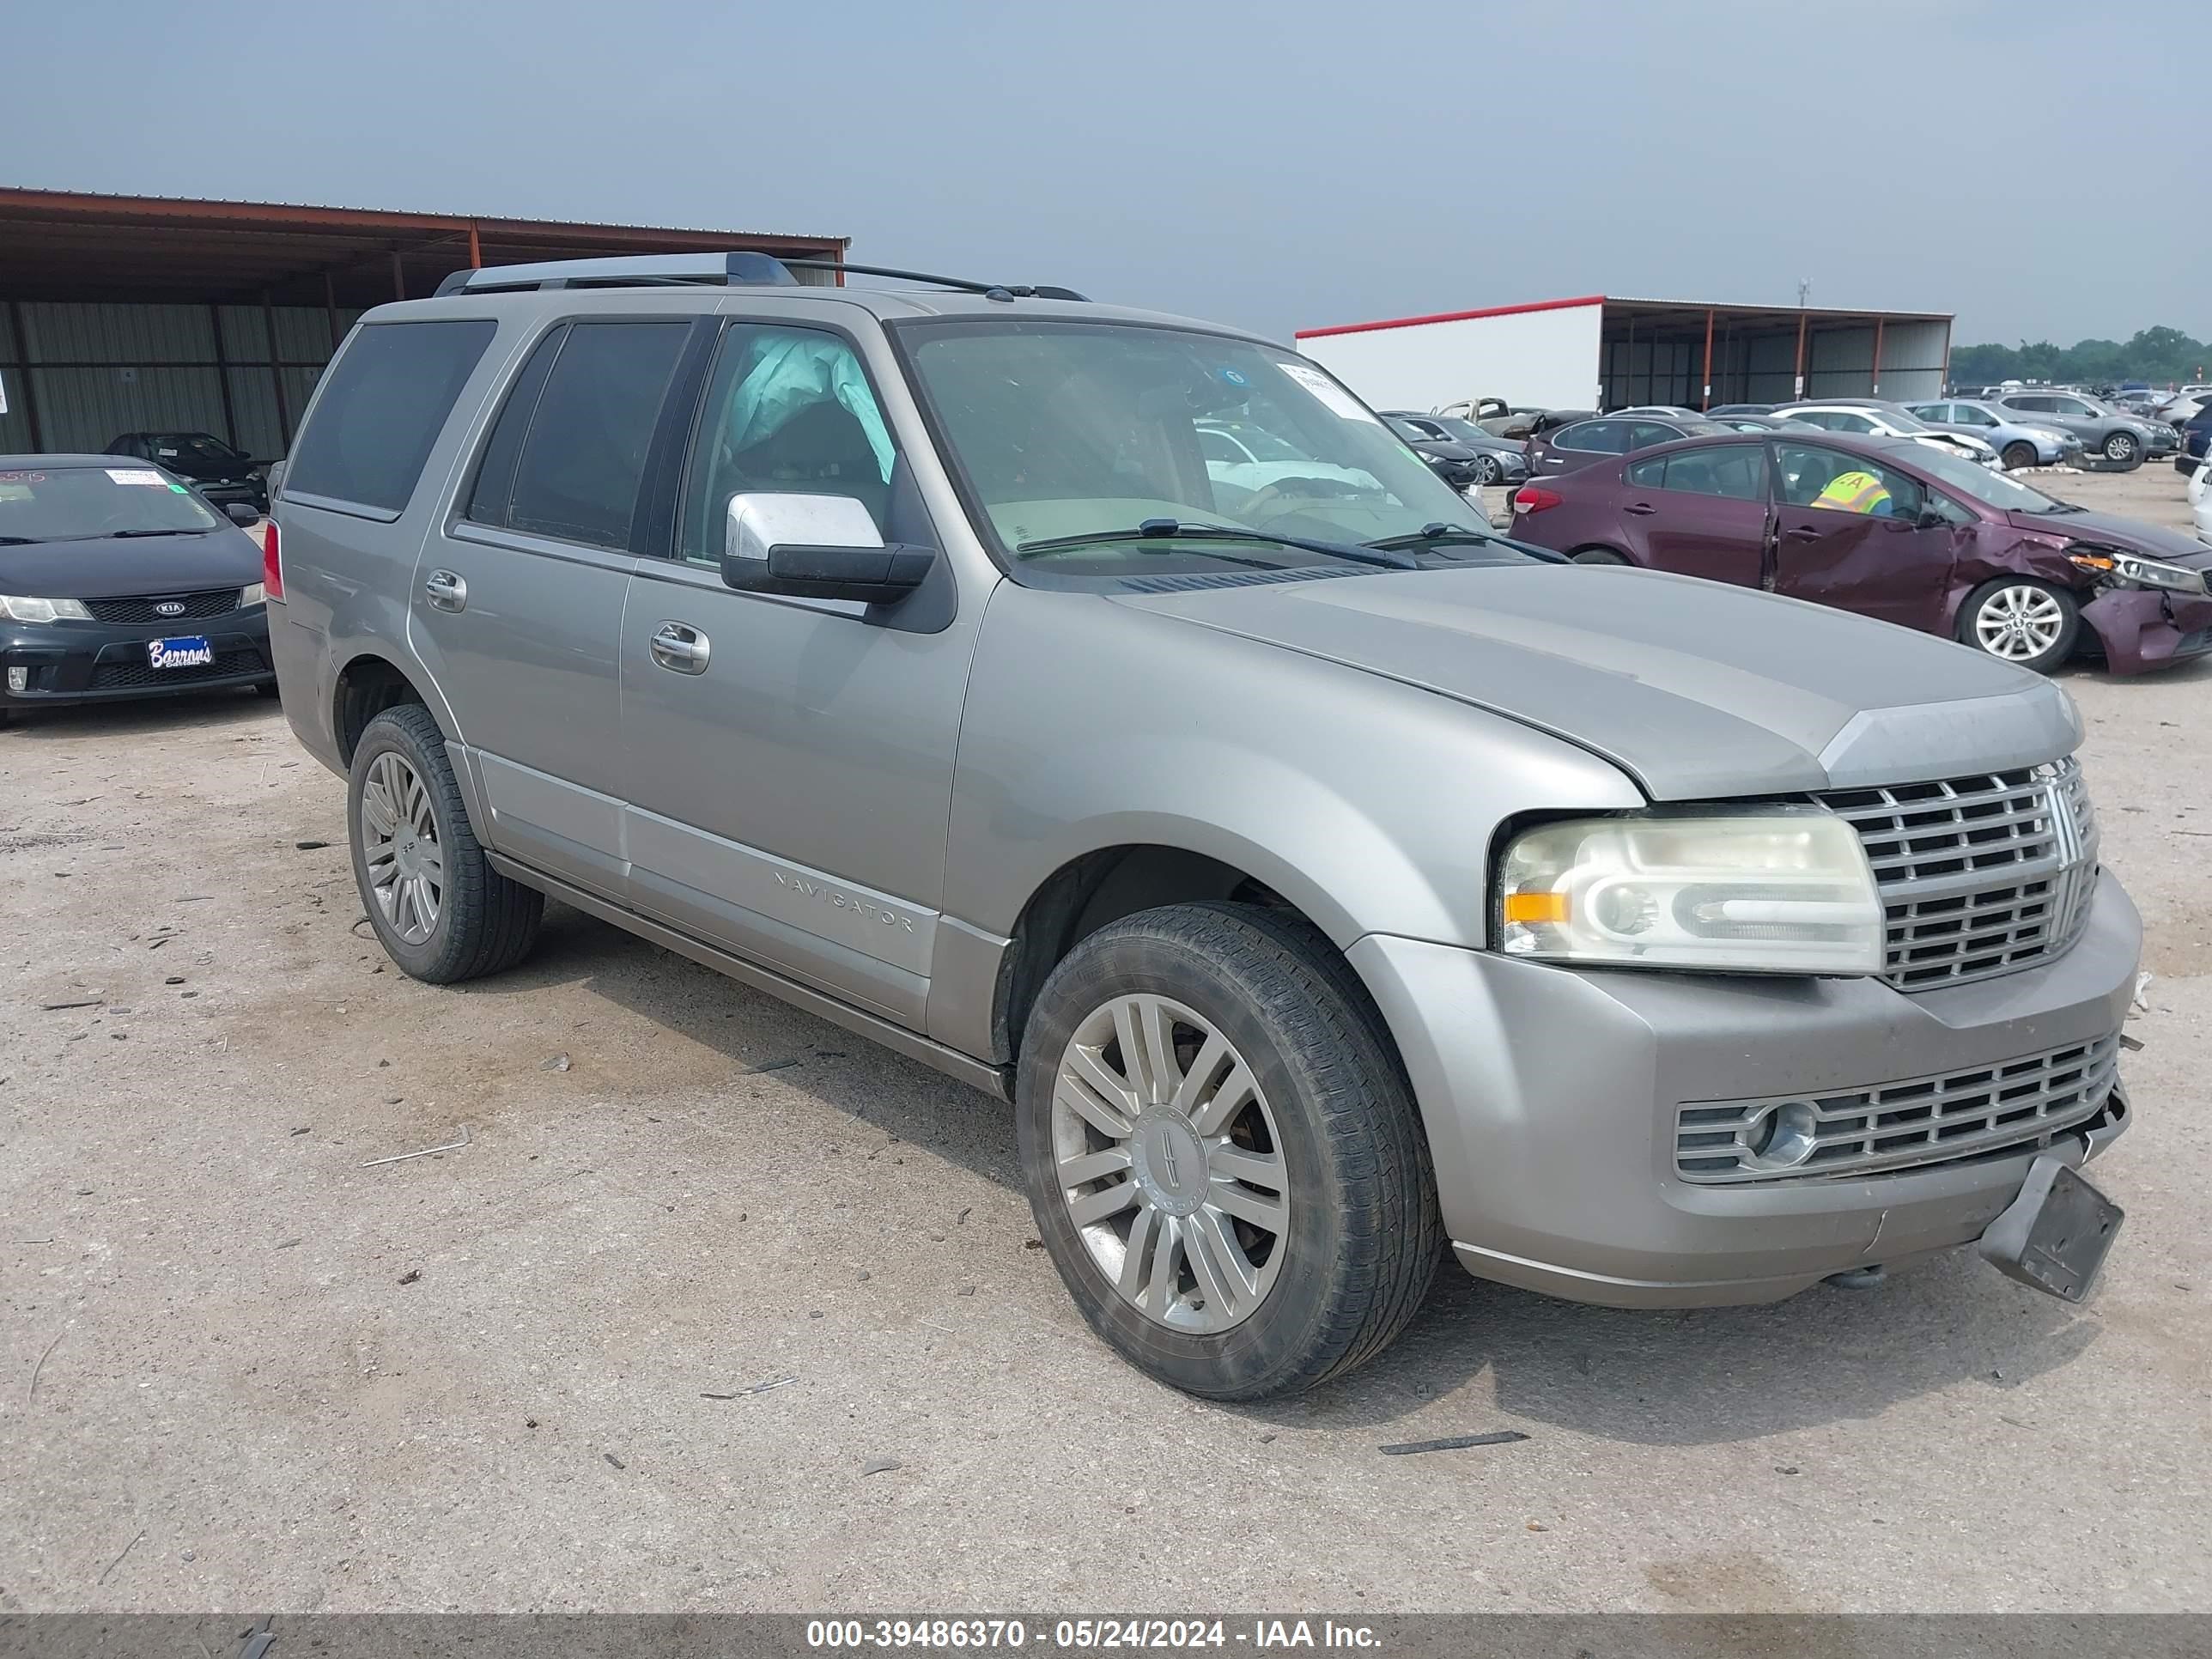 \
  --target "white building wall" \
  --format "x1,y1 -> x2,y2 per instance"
1297,302 -> 1605,413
